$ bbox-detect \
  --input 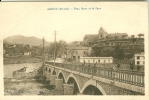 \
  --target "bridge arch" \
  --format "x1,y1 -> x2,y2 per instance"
45,67 -> 48,71
51,68 -> 56,75
65,73 -> 81,94
80,79 -> 107,95
48,67 -> 51,73
57,70 -> 66,82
